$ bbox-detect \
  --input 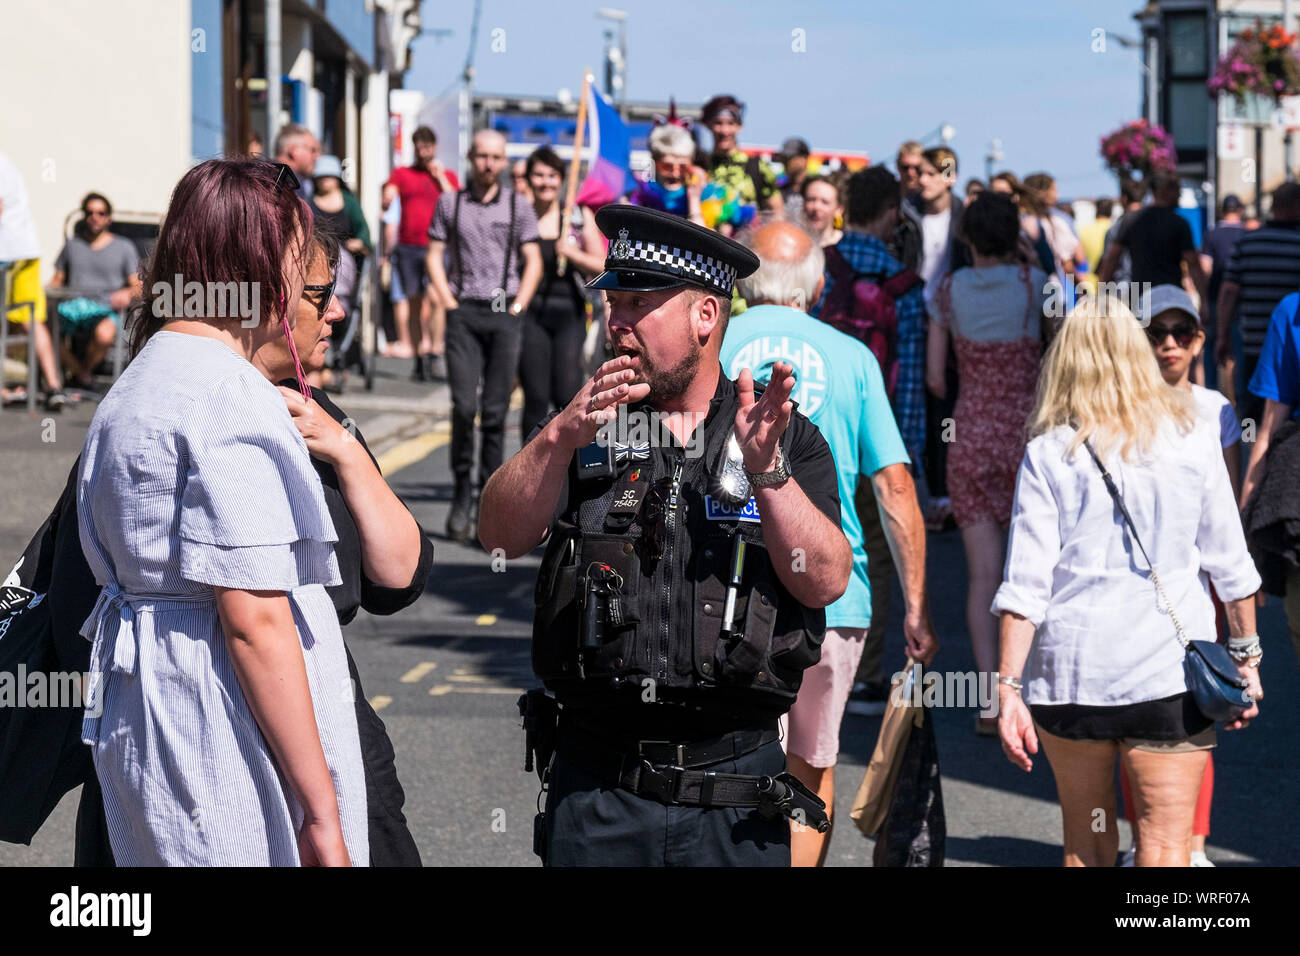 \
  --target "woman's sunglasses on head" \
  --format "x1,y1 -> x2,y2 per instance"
272,162 -> 301,192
